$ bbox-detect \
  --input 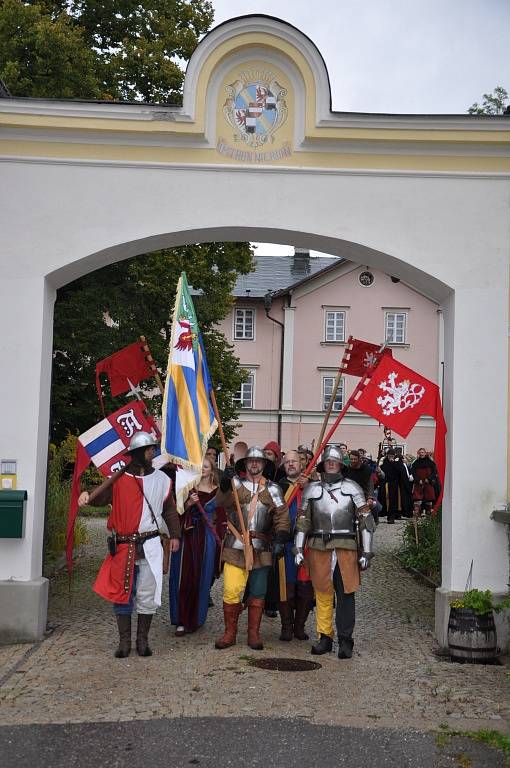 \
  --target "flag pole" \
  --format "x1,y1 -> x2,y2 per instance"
139,335 -> 165,396
285,371 -> 371,510
315,367 -> 344,451
314,336 -> 354,454
209,387 -> 254,571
